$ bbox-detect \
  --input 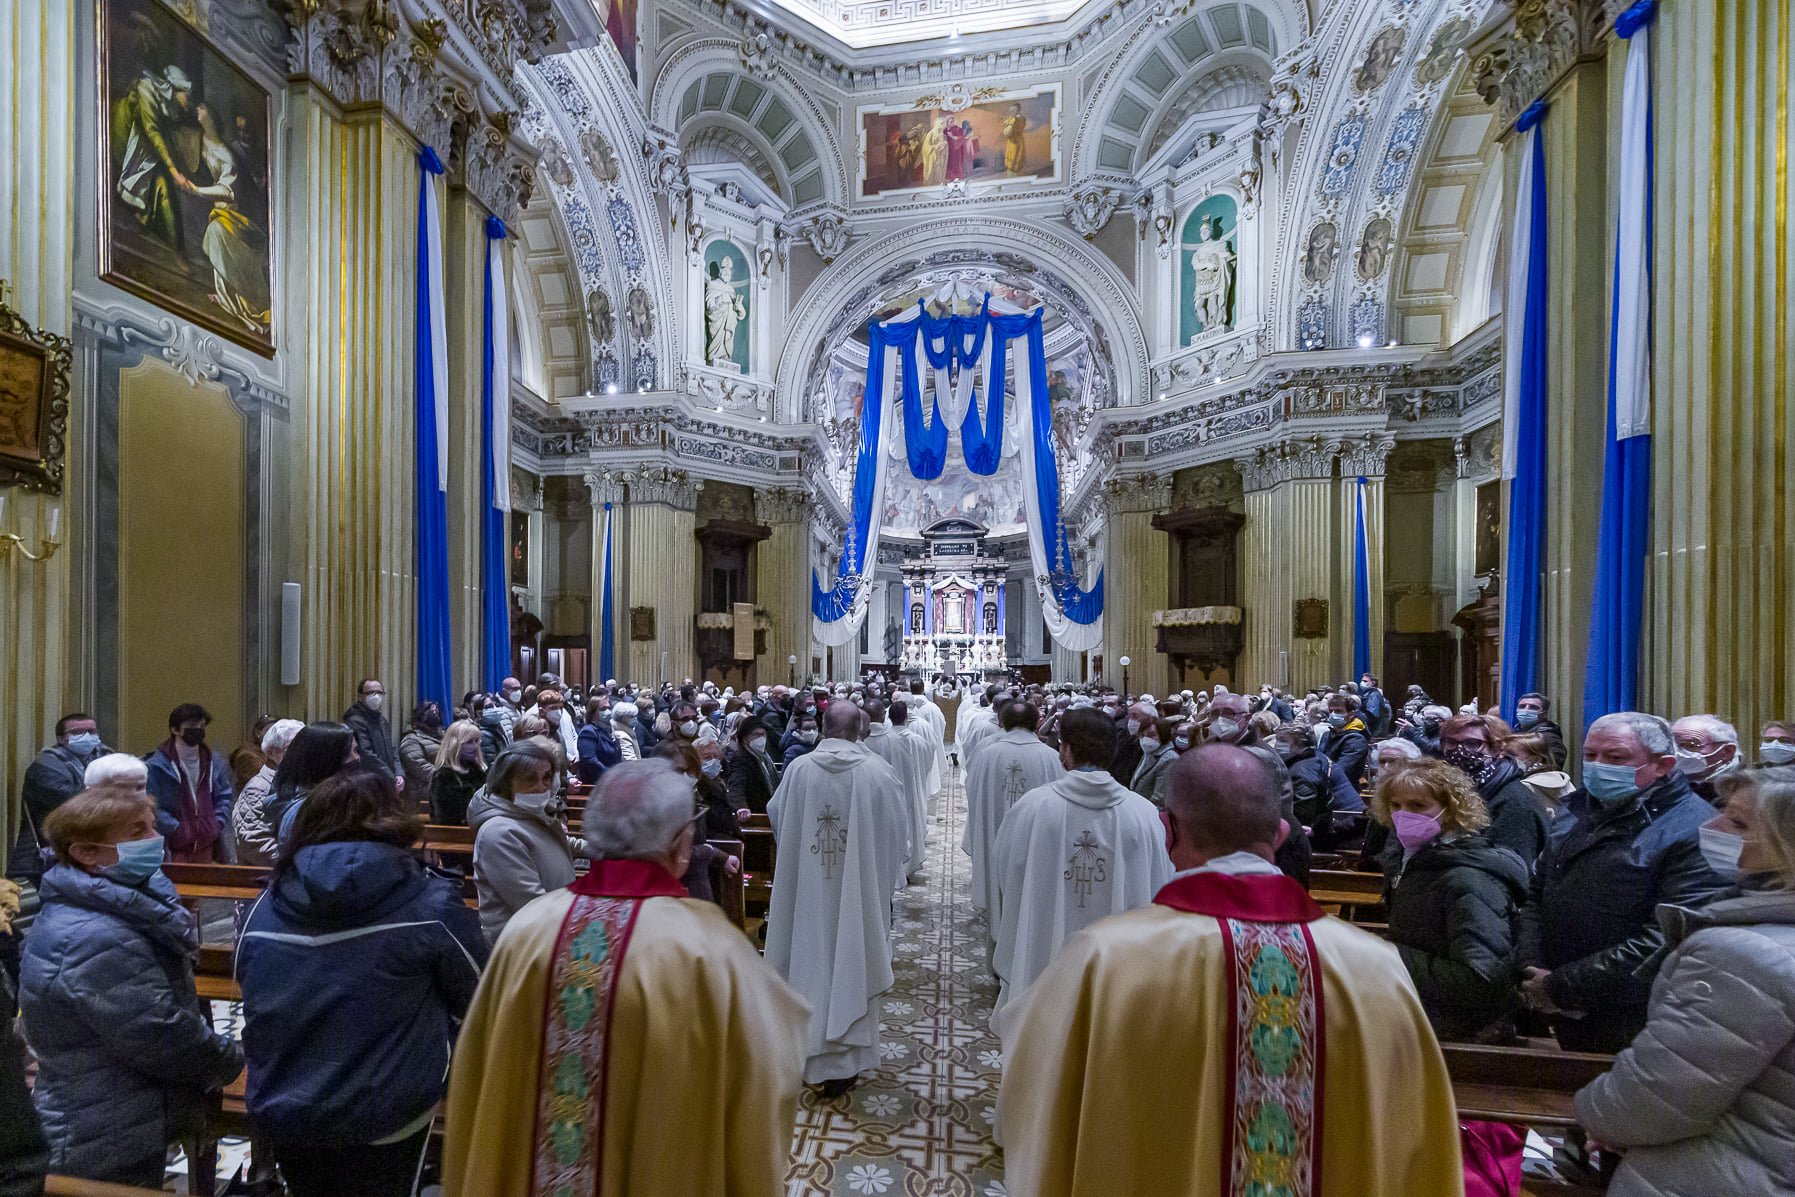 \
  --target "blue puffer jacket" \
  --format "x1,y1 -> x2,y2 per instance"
19,866 -> 243,1179
236,841 -> 486,1147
